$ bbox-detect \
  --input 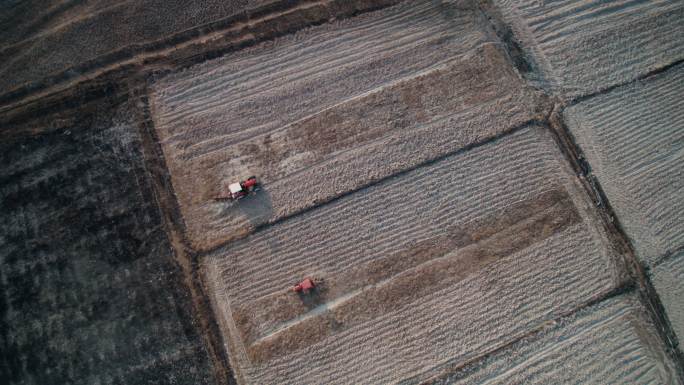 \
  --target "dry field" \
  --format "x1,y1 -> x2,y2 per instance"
565,65 -> 684,267
493,0 -> 684,98
2,0 -> 684,384
204,127 -> 625,384
149,0 -> 550,251
416,294 -> 679,384
651,252 -> 684,345
0,0 -> 276,93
